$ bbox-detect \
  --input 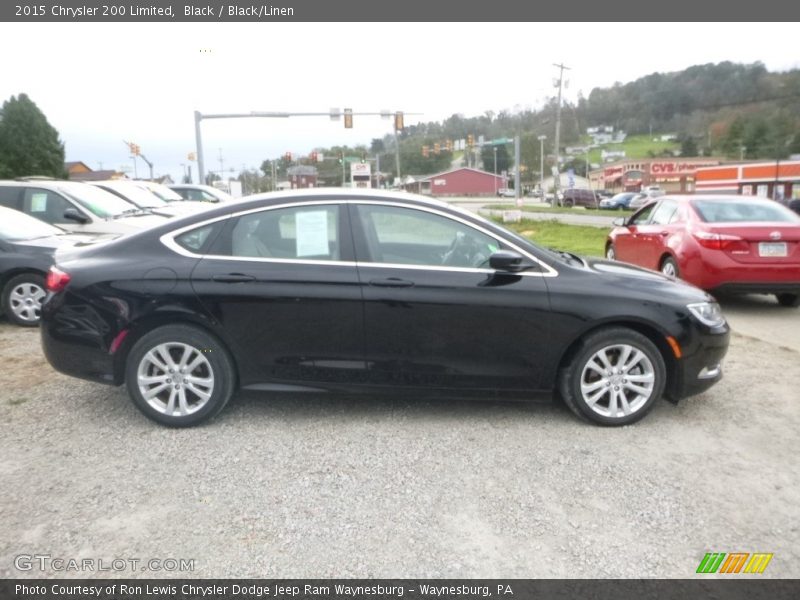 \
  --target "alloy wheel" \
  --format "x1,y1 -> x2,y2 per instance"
137,342 -> 215,417
579,343 -> 655,419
